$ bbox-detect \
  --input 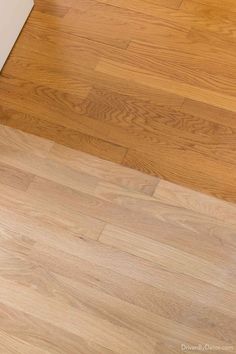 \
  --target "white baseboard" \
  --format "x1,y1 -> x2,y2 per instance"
0,0 -> 34,70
